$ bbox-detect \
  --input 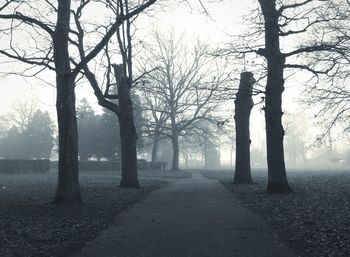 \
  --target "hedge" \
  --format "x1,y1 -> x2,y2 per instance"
50,160 -> 166,171
0,159 -> 50,174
